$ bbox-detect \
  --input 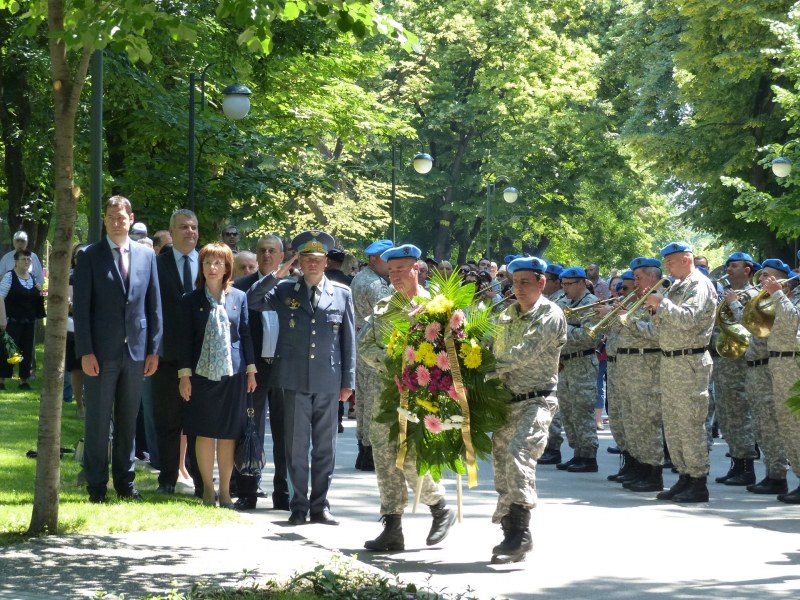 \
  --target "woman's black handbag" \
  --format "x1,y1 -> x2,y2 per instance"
235,393 -> 265,475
